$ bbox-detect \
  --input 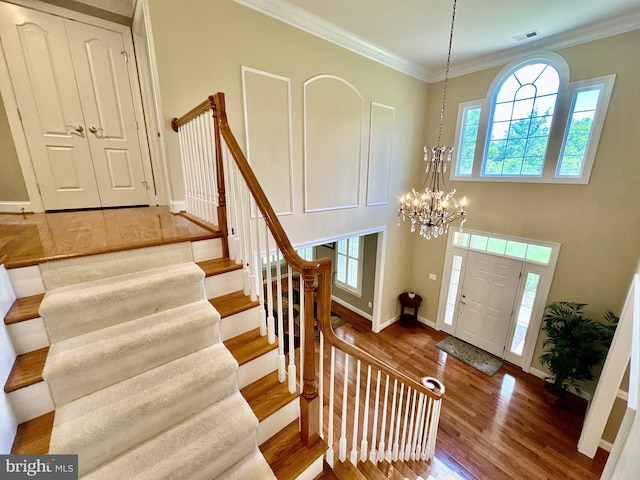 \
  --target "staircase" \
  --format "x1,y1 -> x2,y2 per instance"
3,236 -> 326,478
